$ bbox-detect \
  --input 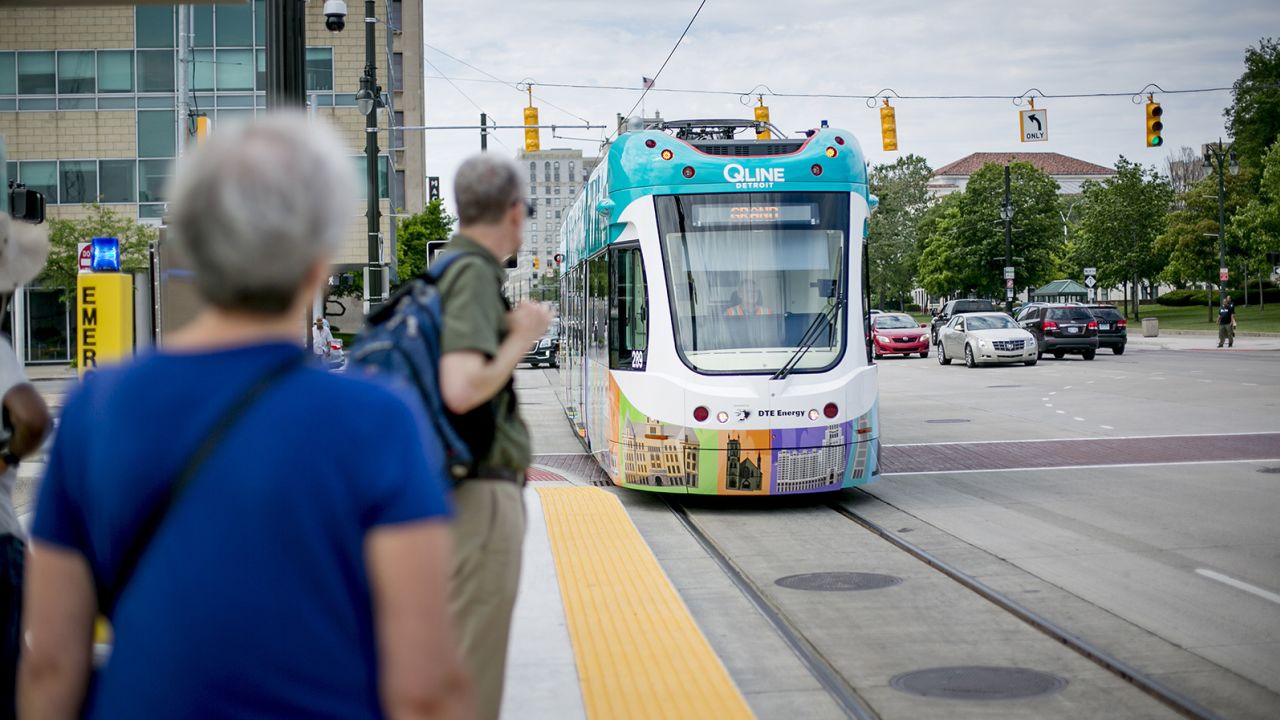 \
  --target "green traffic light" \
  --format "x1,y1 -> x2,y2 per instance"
1150,136 -> 1163,147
